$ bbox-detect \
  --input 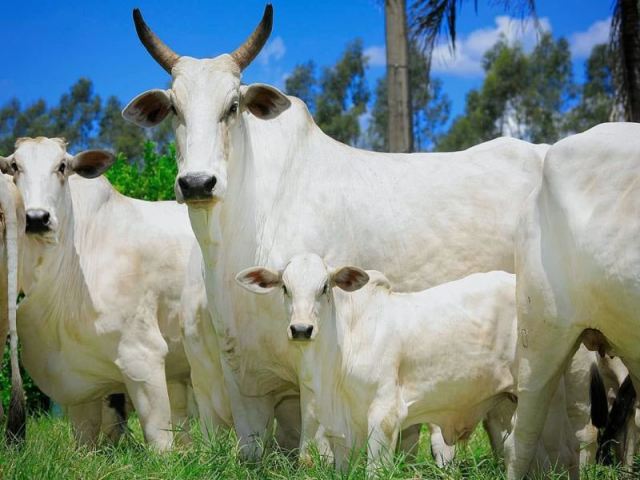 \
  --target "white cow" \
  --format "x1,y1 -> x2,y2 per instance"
237,255 -> 578,473
124,6 -> 549,459
0,137 -> 226,450
506,122 -> 640,479
0,173 -> 25,442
